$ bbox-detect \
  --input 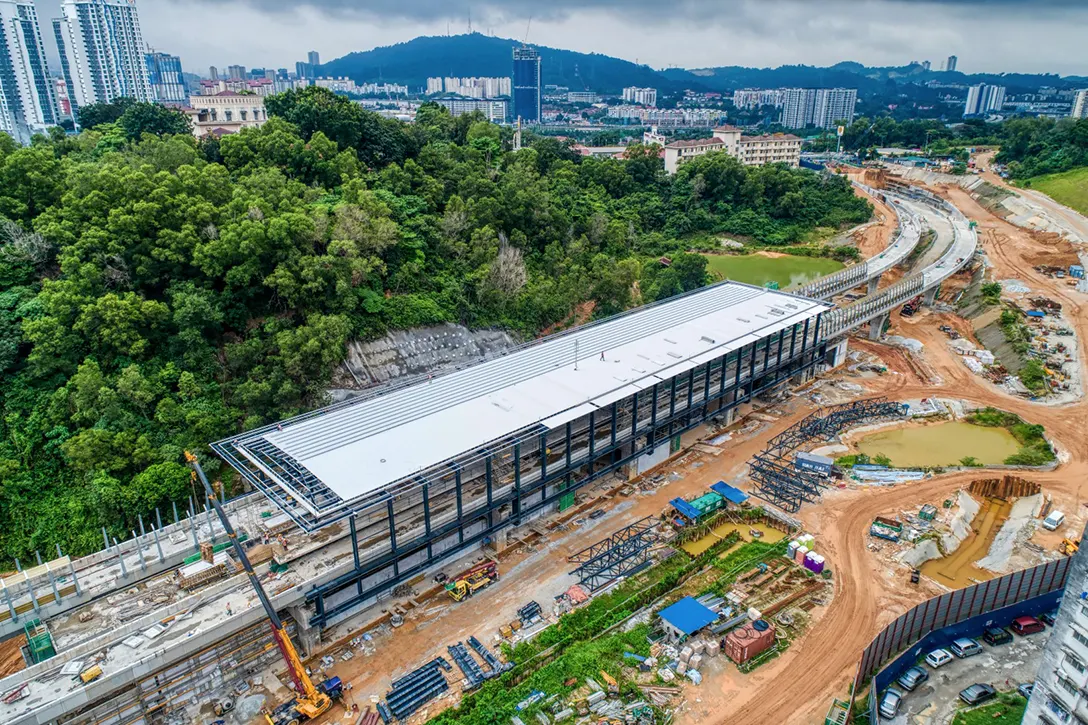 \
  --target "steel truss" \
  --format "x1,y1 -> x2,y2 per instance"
750,397 -> 908,512
300,319 -> 829,627
568,516 -> 658,590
